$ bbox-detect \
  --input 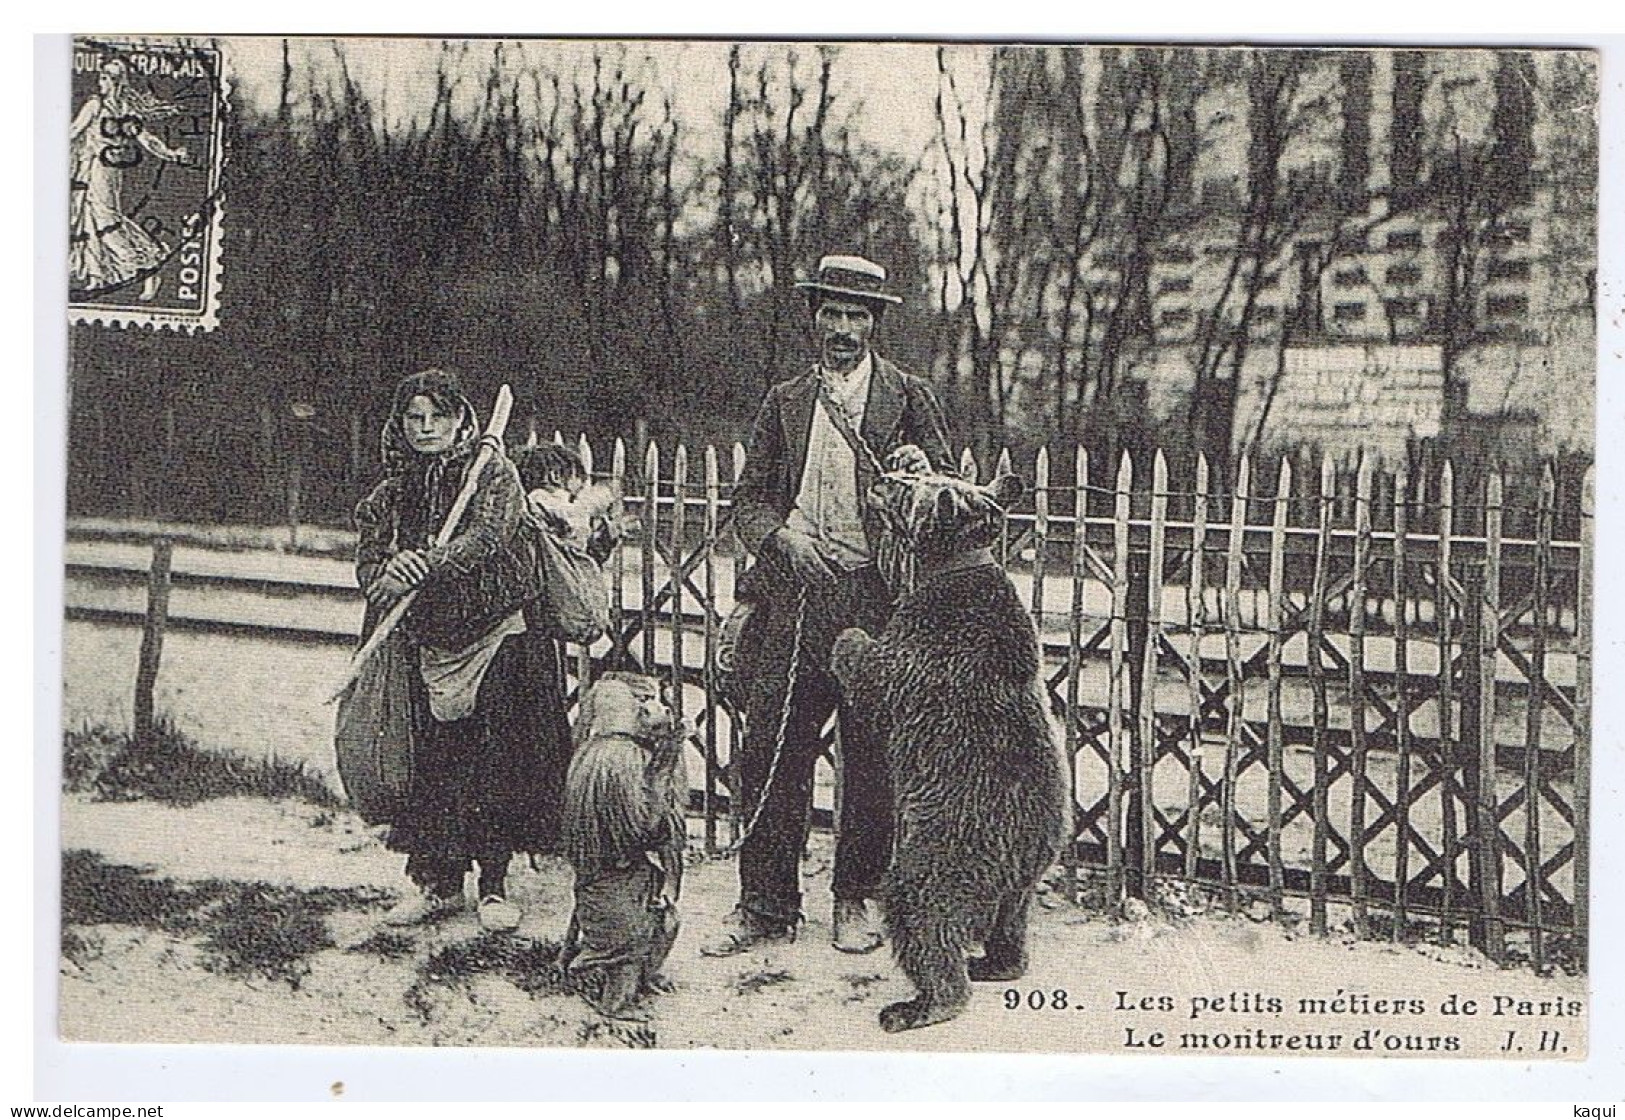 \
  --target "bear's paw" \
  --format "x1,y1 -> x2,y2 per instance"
879,998 -> 961,1033
966,955 -> 1026,983
830,627 -> 876,684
